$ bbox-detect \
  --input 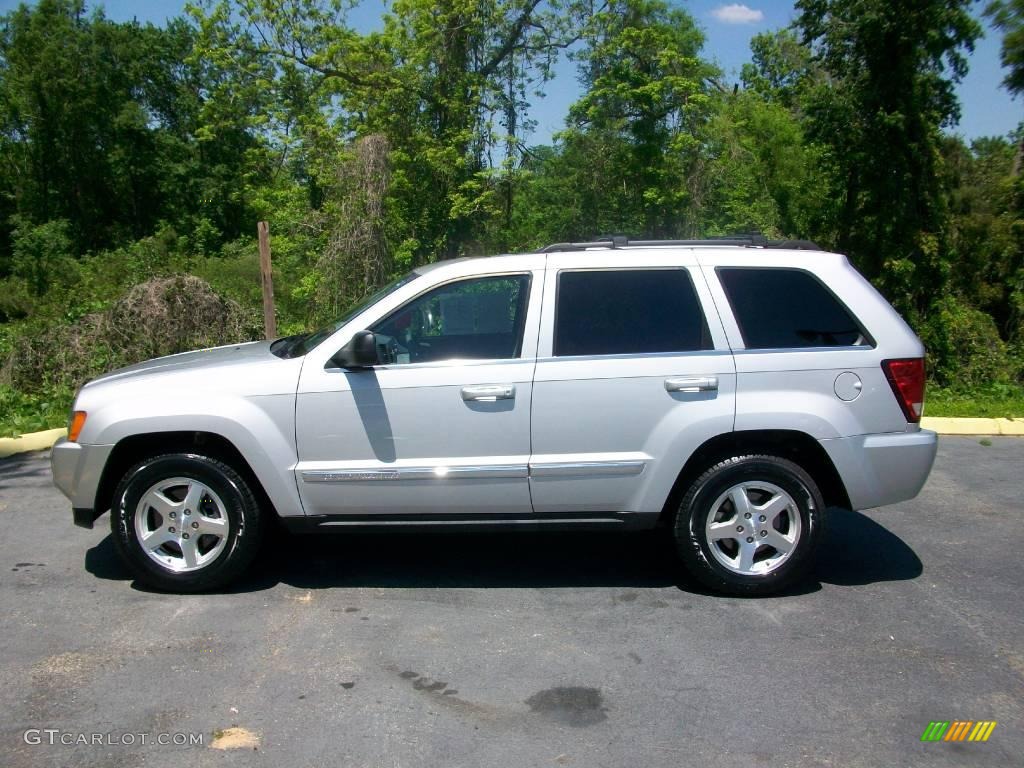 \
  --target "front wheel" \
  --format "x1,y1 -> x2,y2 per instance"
110,454 -> 263,592
674,455 -> 824,596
